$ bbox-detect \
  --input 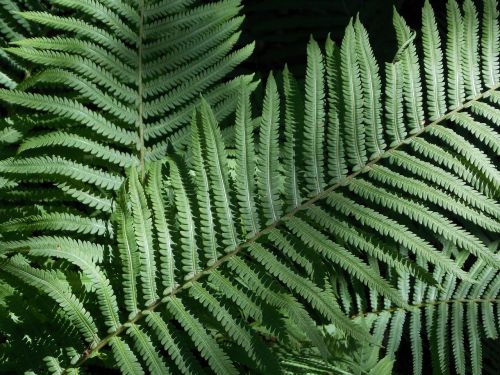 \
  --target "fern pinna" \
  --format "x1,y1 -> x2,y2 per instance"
0,0 -> 253,220
0,0 -> 499,374
0,0 -> 42,205
0,0 -> 45,89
